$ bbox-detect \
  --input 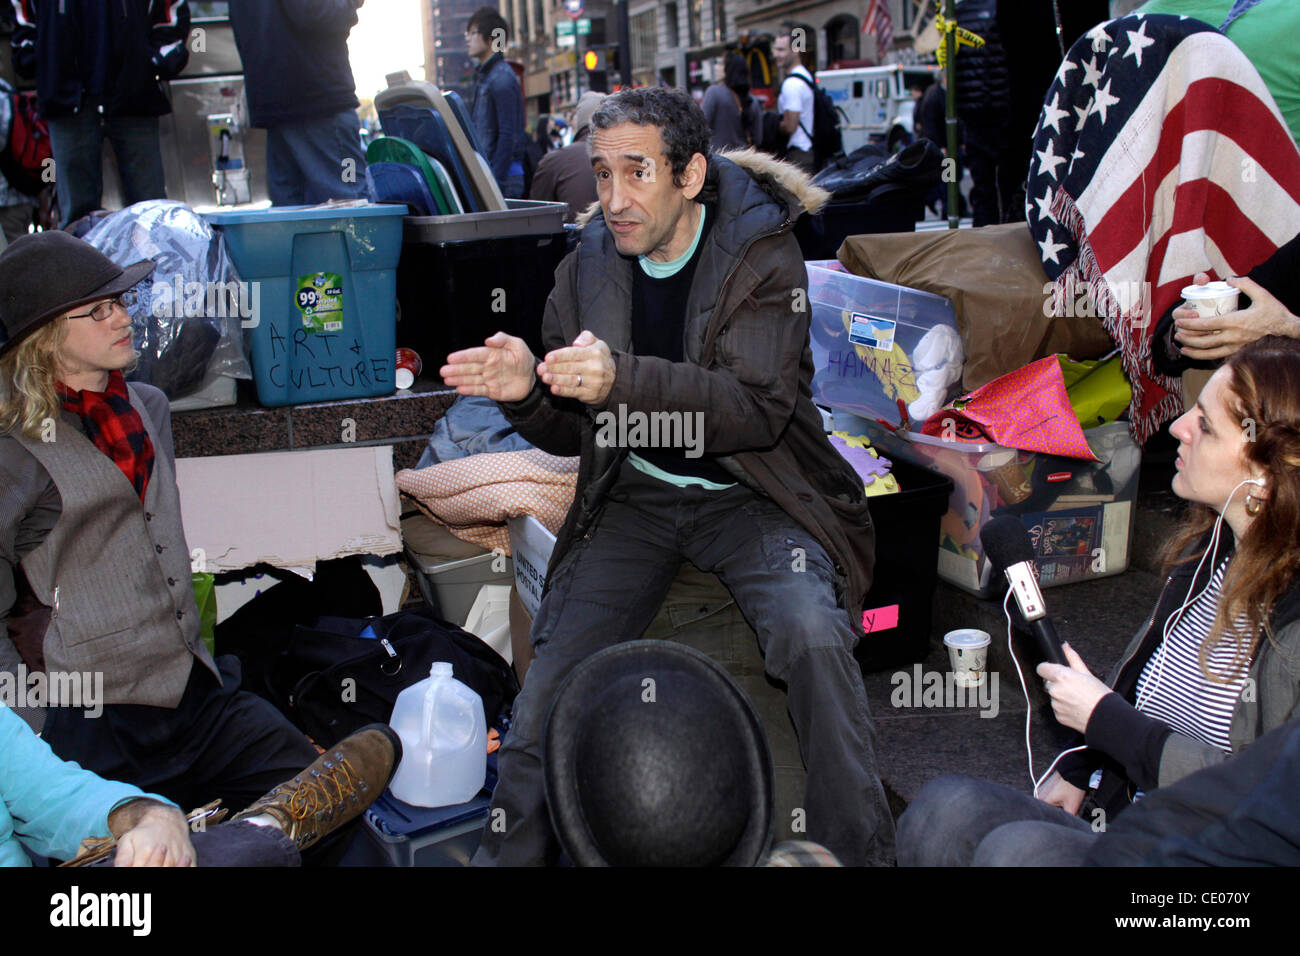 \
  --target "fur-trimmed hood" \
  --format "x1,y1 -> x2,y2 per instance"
574,148 -> 829,227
